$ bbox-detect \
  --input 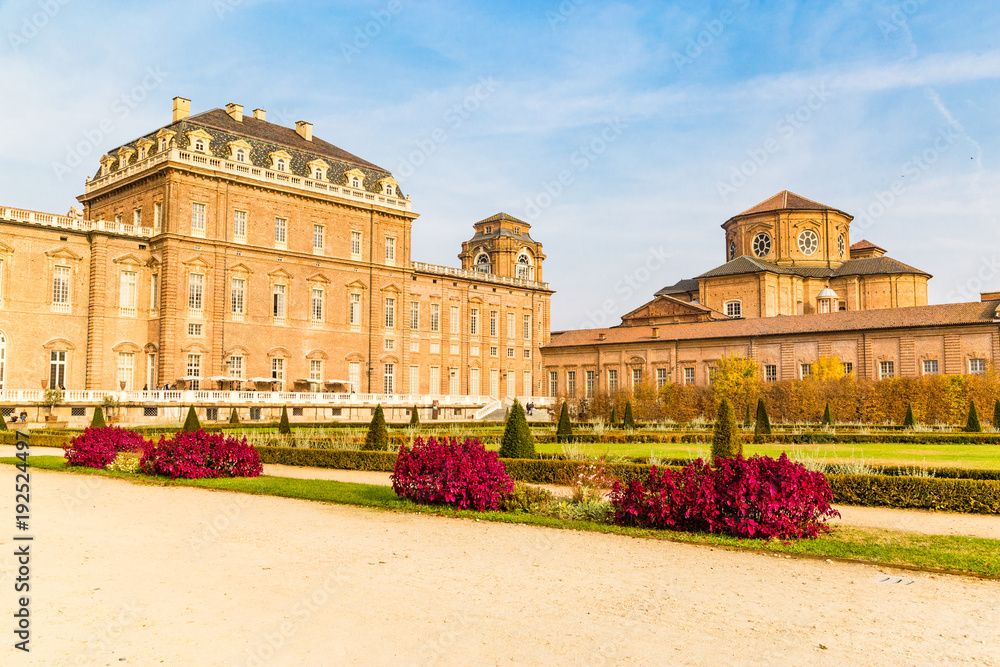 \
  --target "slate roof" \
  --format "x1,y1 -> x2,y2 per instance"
728,190 -> 852,222
546,301 -> 1000,349
466,212 -> 536,243
695,255 -> 931,280
655,278 -> 700,296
